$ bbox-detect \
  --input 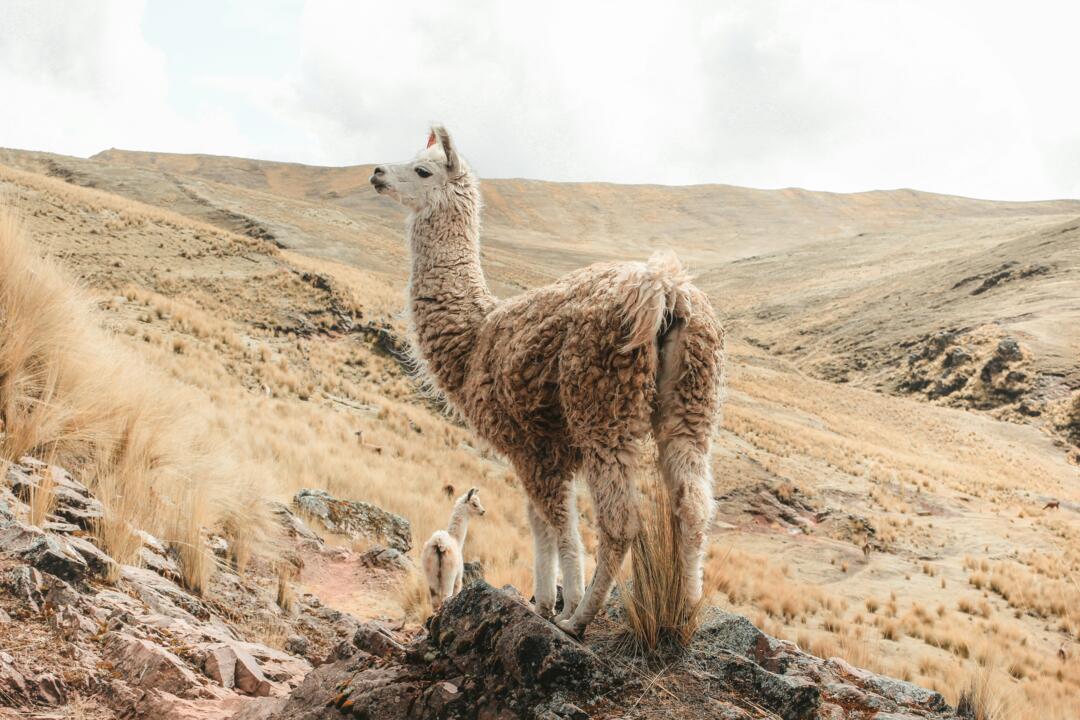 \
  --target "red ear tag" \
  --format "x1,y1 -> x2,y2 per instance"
426,132 -> 437,148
